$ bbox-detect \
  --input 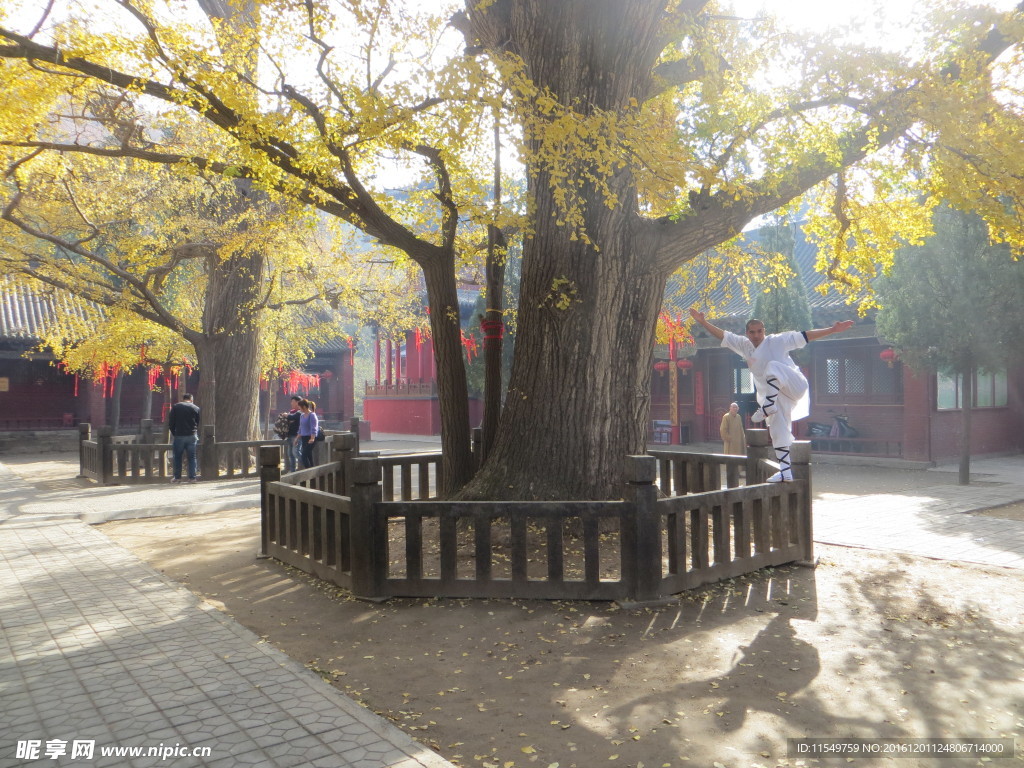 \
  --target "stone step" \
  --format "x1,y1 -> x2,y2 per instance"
0,431 -> 79,454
